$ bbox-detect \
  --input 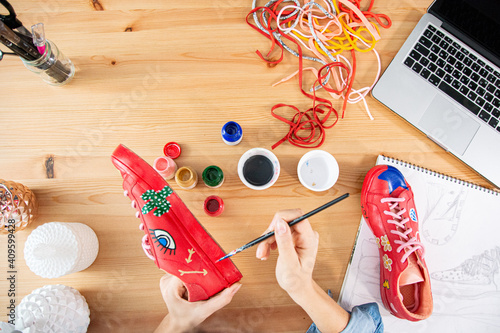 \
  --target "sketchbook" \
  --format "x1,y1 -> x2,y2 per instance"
338,155 -> 500,332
